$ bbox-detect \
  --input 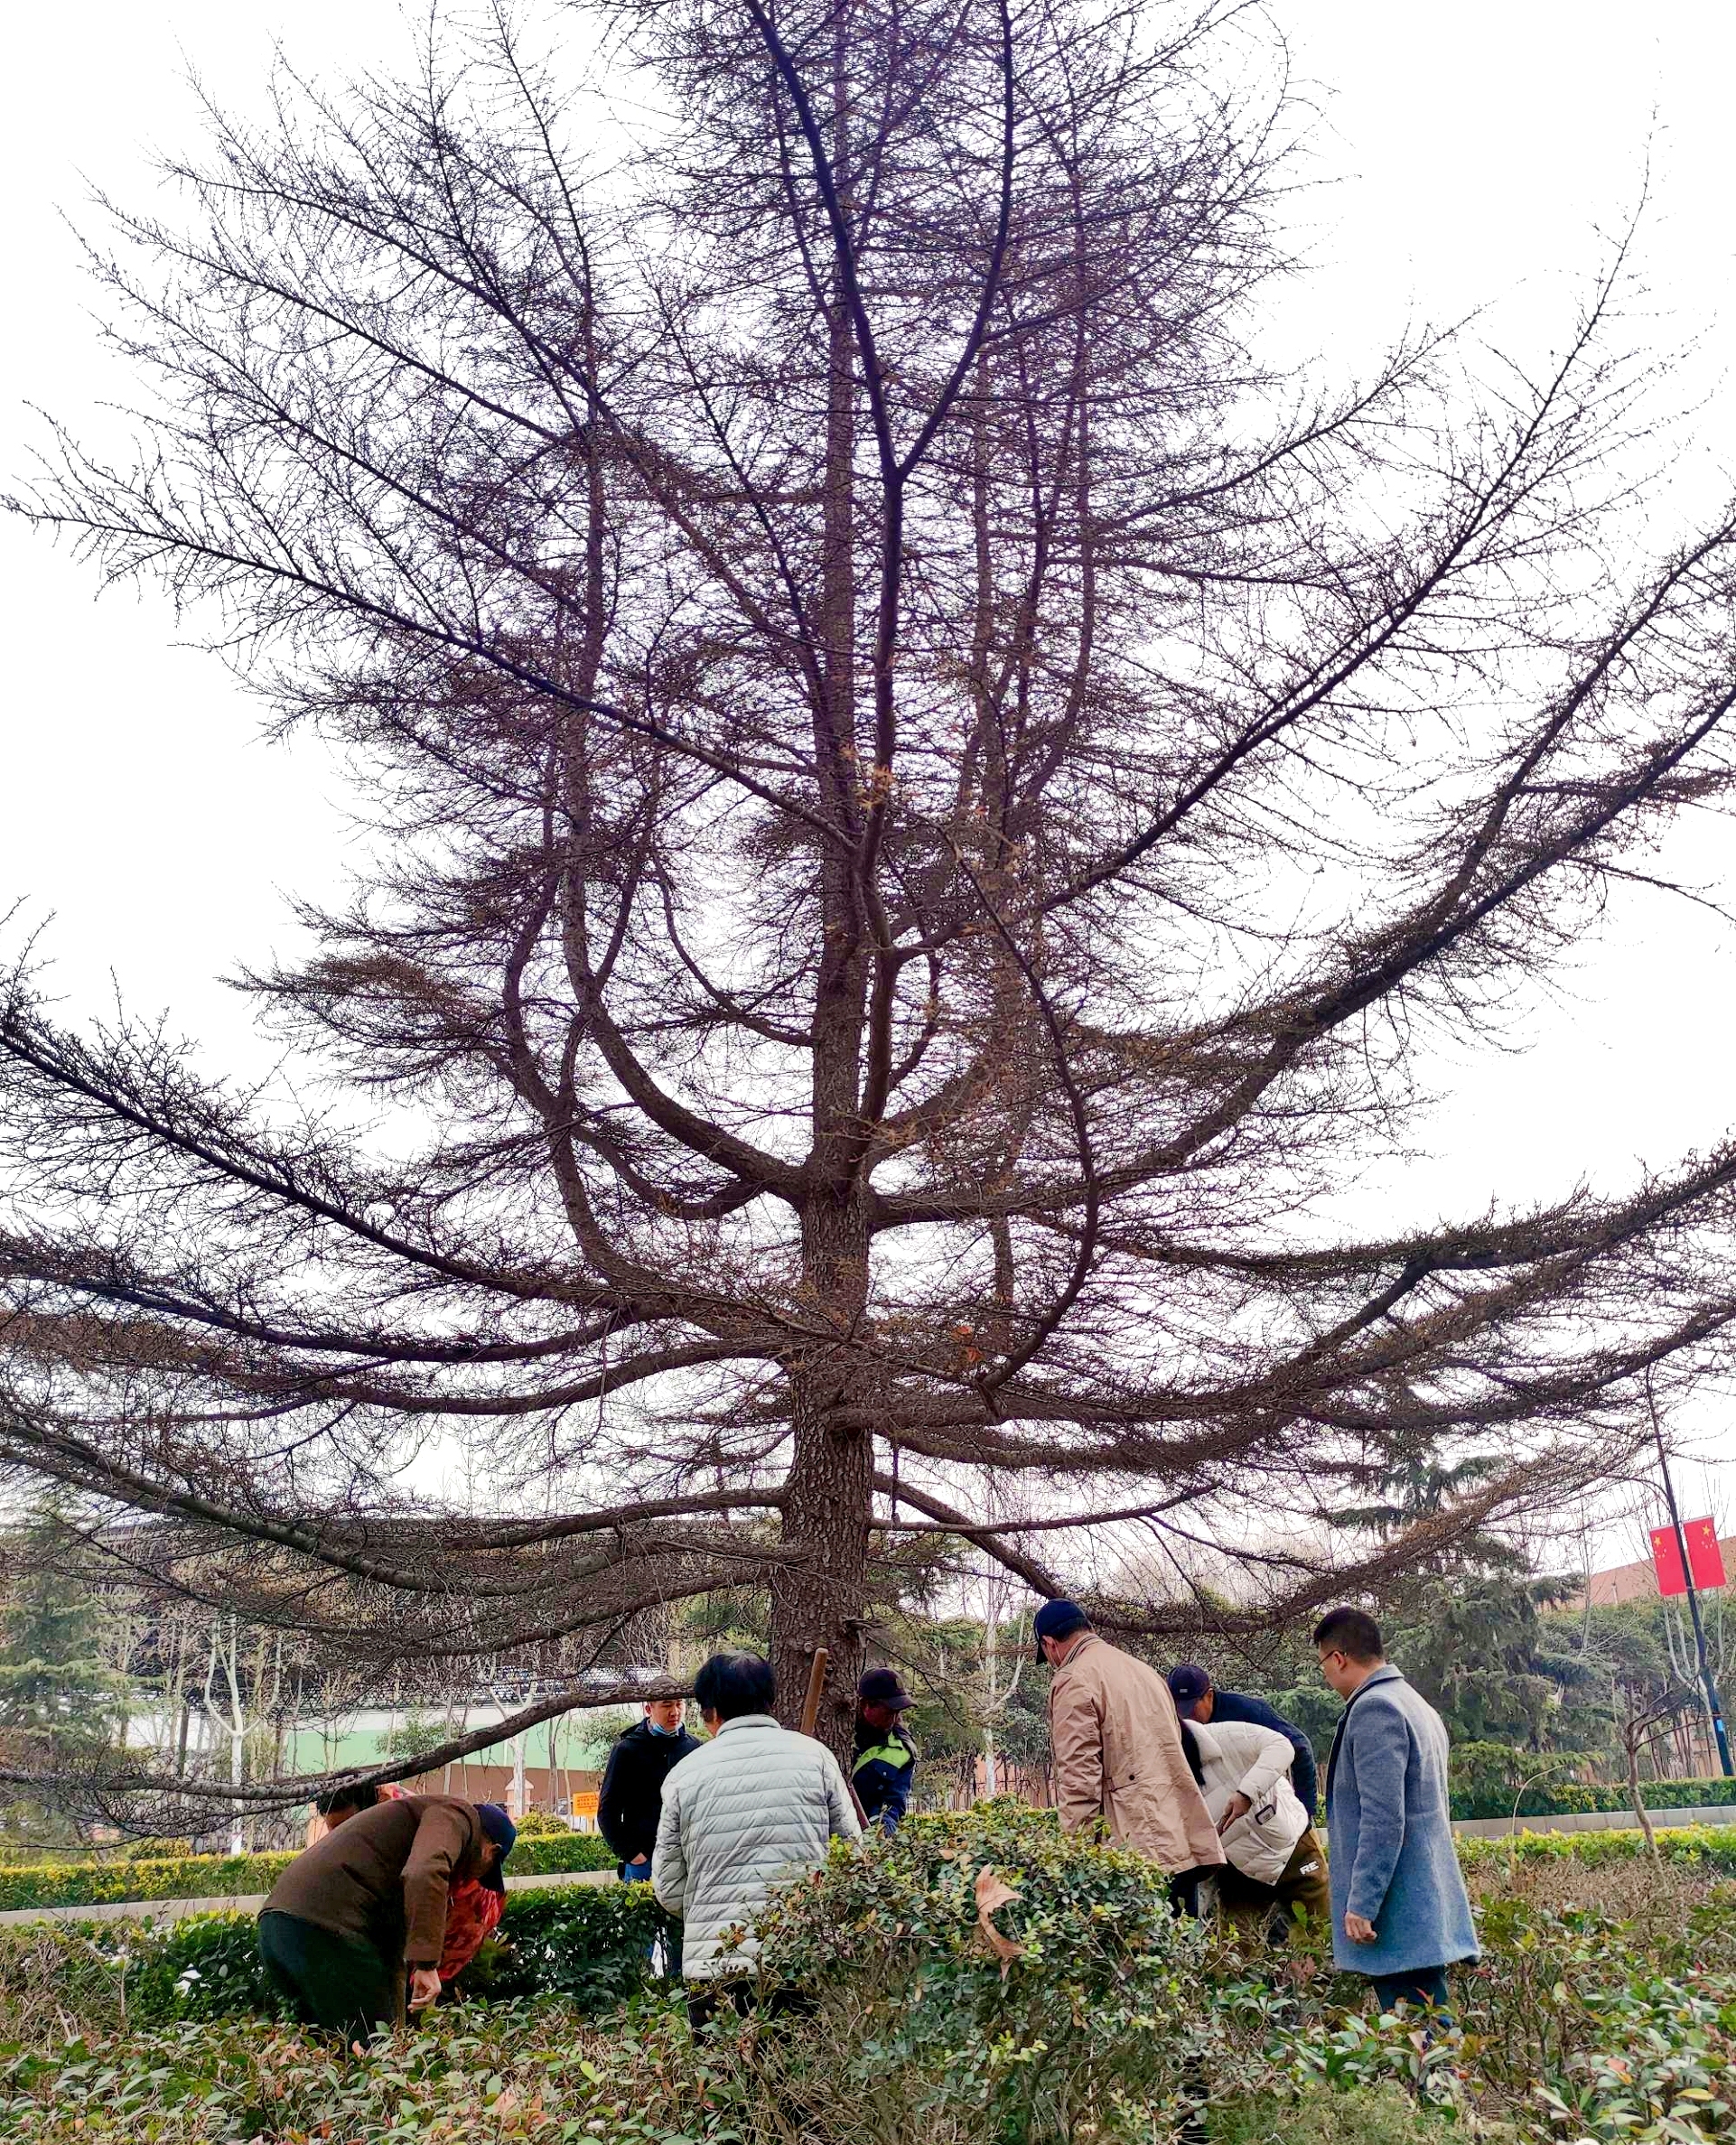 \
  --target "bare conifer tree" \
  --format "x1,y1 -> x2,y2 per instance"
5,0 -> 1736,1786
